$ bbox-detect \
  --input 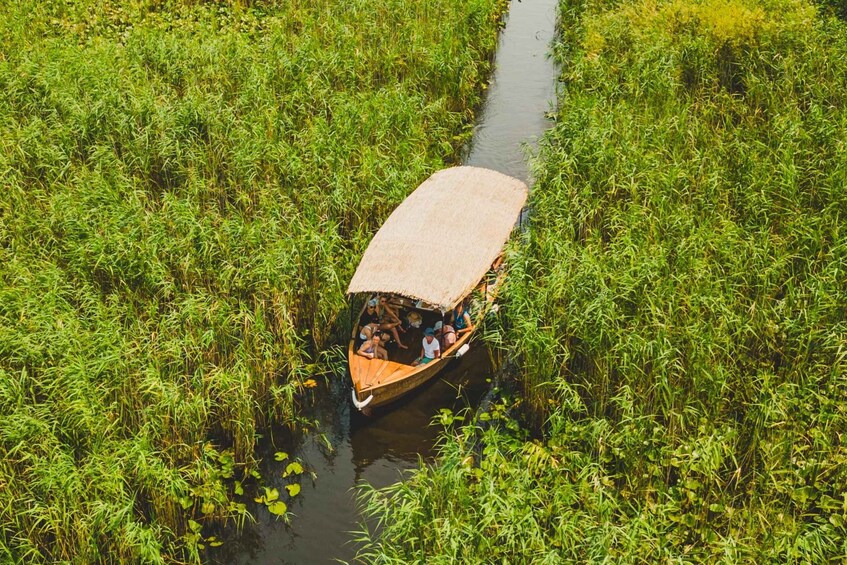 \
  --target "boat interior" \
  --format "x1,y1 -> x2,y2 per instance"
354,296 -> 452,366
